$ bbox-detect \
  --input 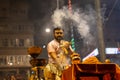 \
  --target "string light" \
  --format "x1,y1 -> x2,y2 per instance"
68,0 -> 75,51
